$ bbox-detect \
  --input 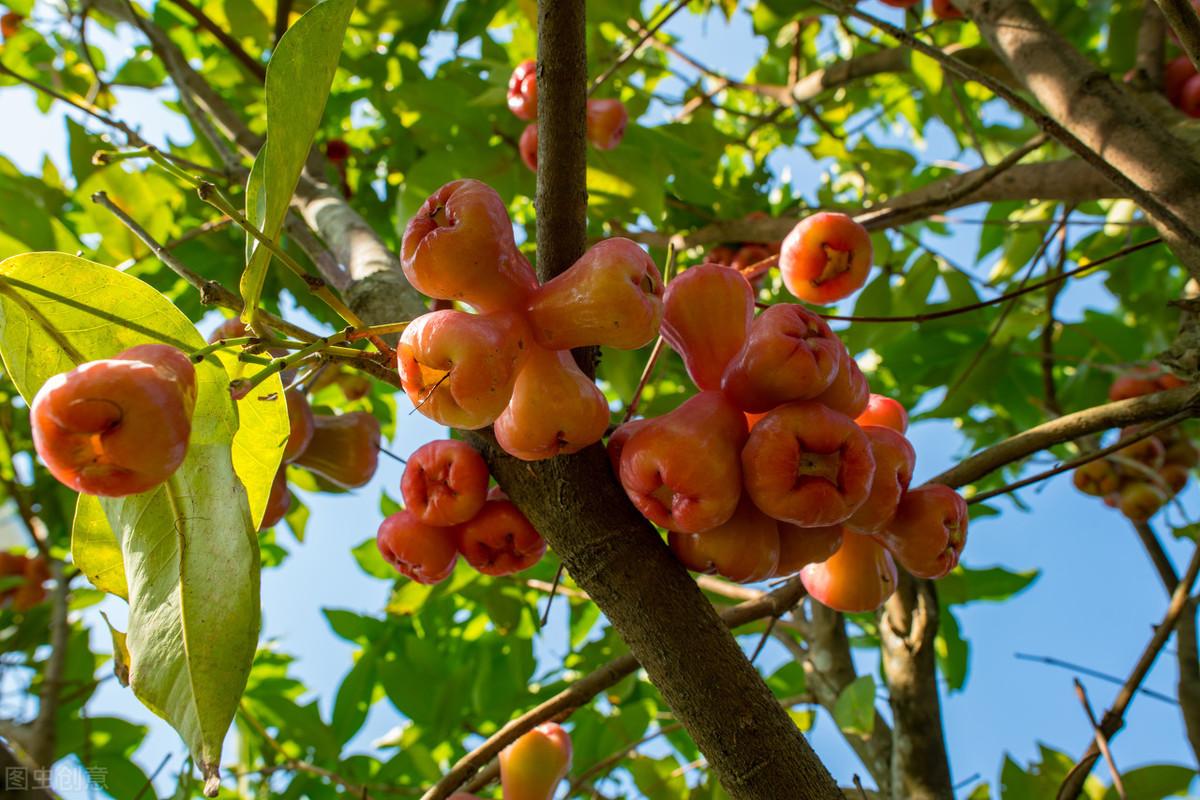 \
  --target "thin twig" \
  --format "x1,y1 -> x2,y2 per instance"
1073,679 -> 1127,799
590,0 -> 692,95
1014,653 -> 1177,705
167,0 -> 266,81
